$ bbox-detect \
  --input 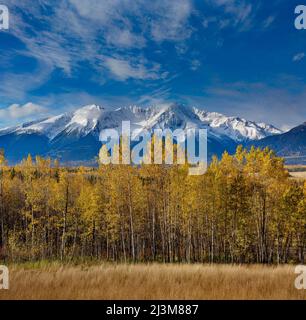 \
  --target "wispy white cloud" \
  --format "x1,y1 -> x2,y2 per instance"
205,0 -> 254,31
3,0 -> 194,101
104,57 -> 160,81
293,53 -> 305,62
190,59 -> 201,71
105,29 -> 146,49
137,85 -> 172,106
0,103 -> 47,120
183,77 -> 306,130
69,0 -> 193,42
148,0 -> 193,41
0,66 -> 51,101
262,16 -> 275,29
